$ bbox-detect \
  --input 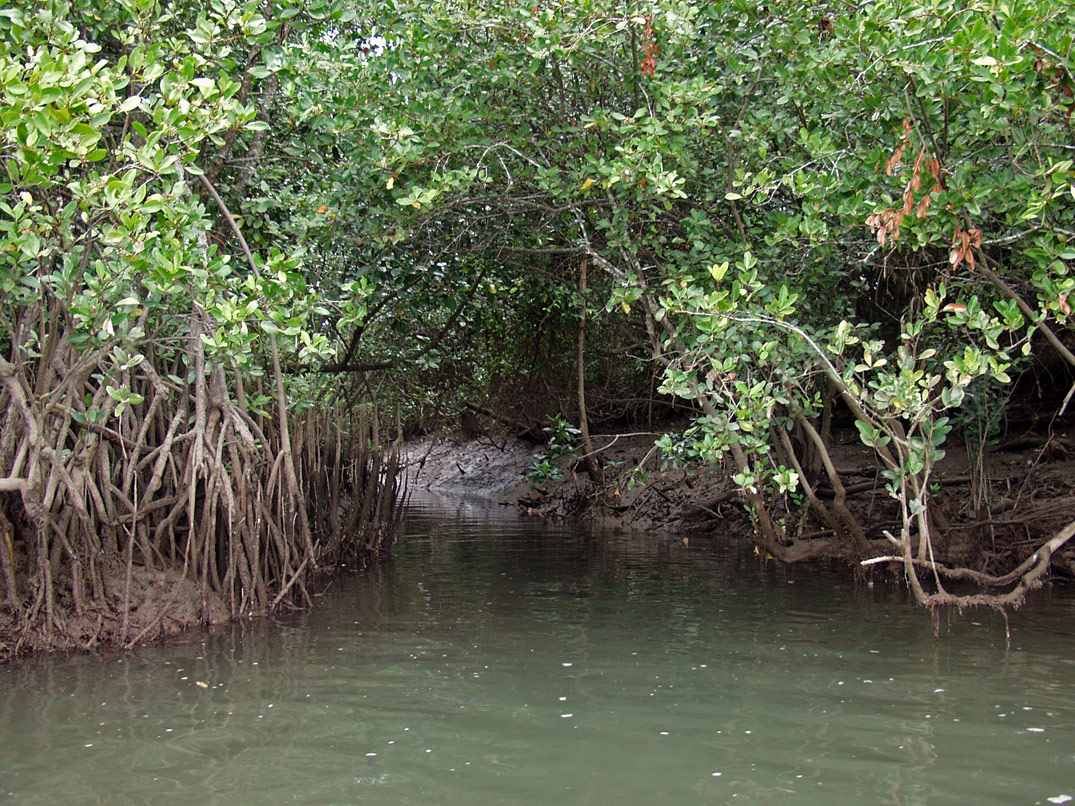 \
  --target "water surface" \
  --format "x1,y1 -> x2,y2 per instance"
3,494 -> 1074,805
